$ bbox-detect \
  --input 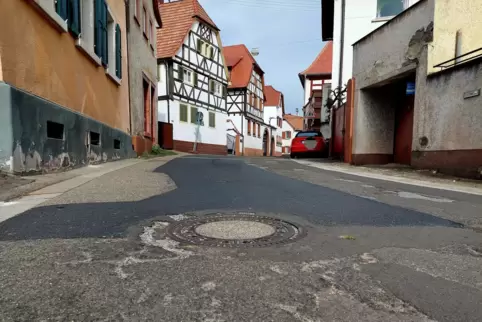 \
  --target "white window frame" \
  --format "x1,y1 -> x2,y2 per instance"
76,0 -> 102,66
198,39 -> 213,58
210,80 -> 222,96
32,0 -> 68,32
182,68 -> 194,85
